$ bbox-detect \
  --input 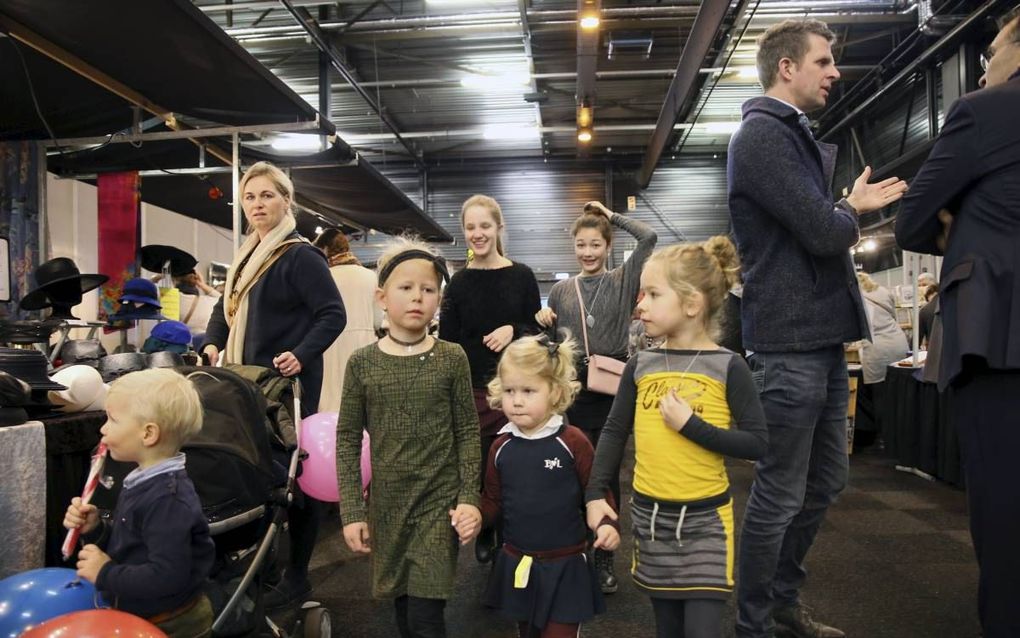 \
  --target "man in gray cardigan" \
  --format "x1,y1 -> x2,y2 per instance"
727,19 -> 908,638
